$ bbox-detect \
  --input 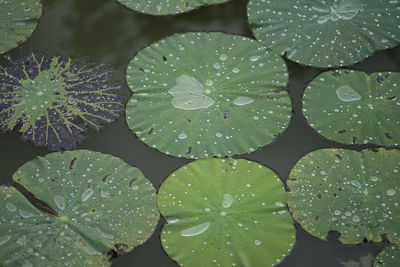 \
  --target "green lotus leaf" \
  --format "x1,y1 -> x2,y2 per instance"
117,0 -> 231,15
247,0 -> 400,67
0,150 -> 159,266
125,32 -> 291,159
374,245 -> 400,267
287,148 -> 400,244
158,158 -> 296,266
0,0 -> 42,54
0,52 -> 123,150
302,70 -> 400,147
